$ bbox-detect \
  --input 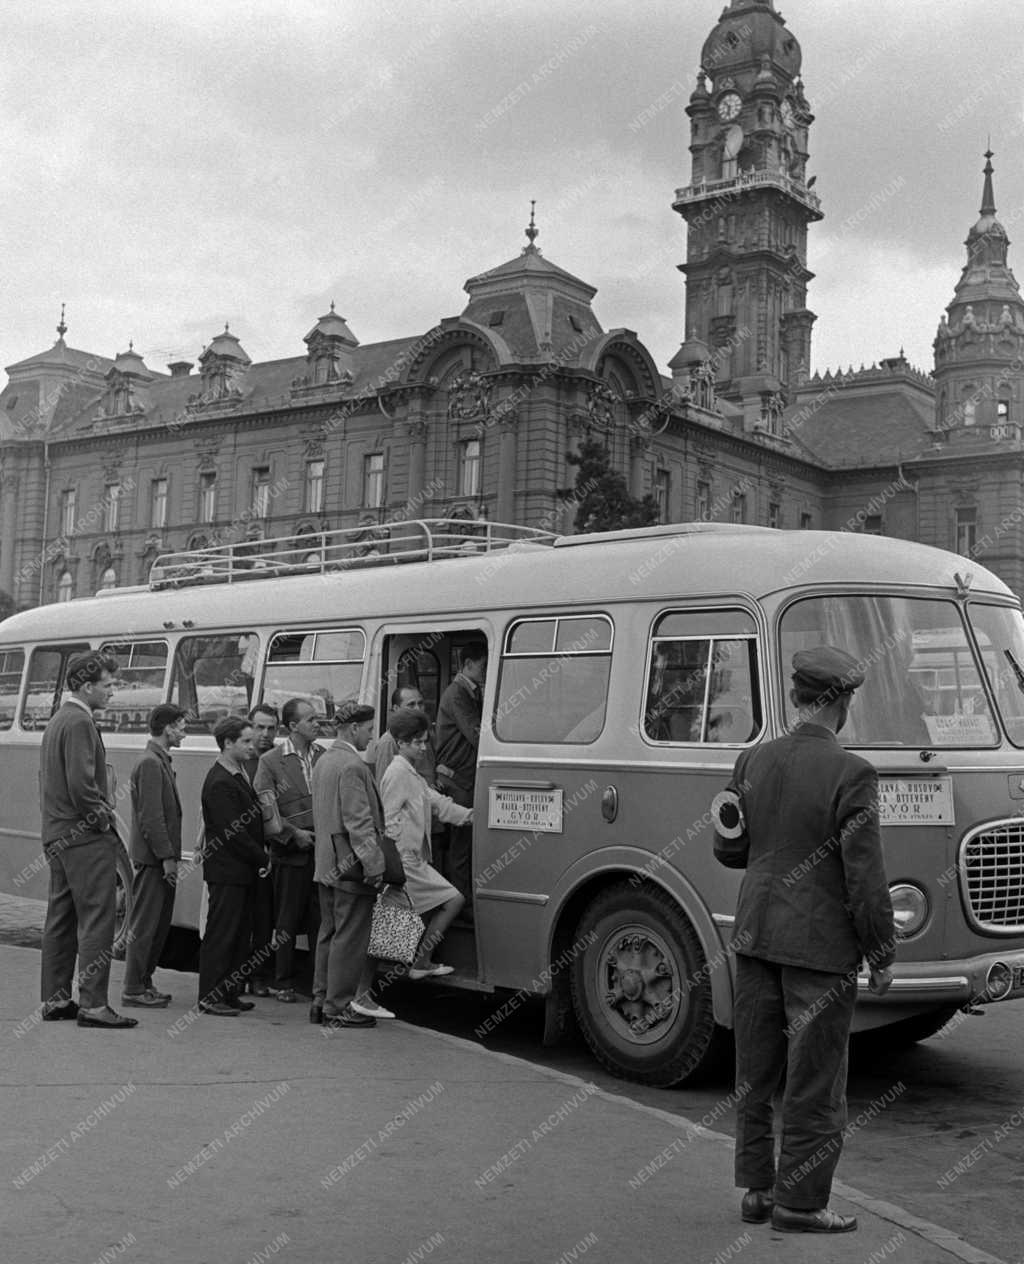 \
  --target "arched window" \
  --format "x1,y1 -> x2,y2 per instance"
997,399 -> 1010,423
57,571 -> 73,602
99,567 -> 117,591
